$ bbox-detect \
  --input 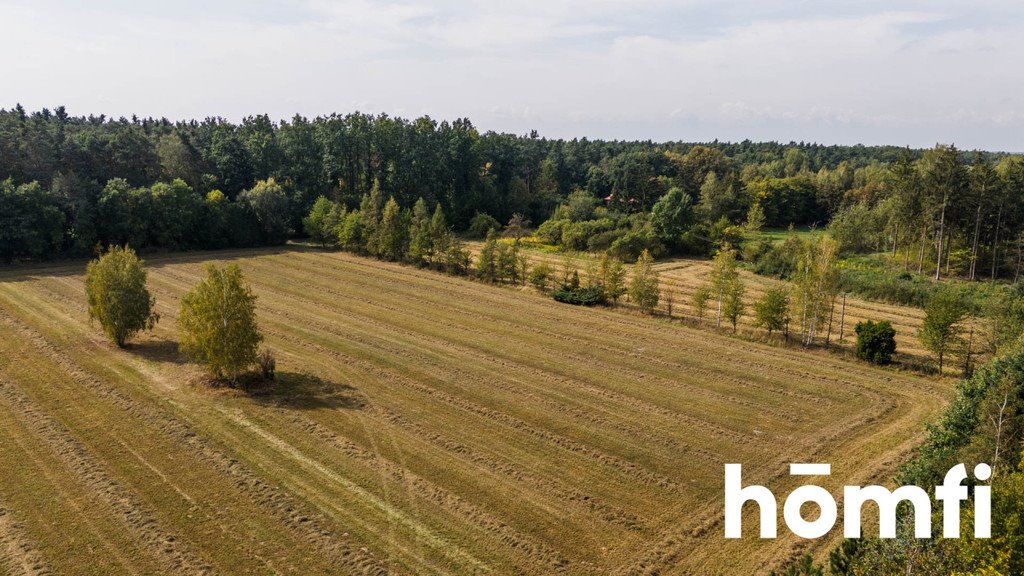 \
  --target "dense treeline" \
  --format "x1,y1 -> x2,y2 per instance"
828,147 -> 1024,282
0,104 -> 949,263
